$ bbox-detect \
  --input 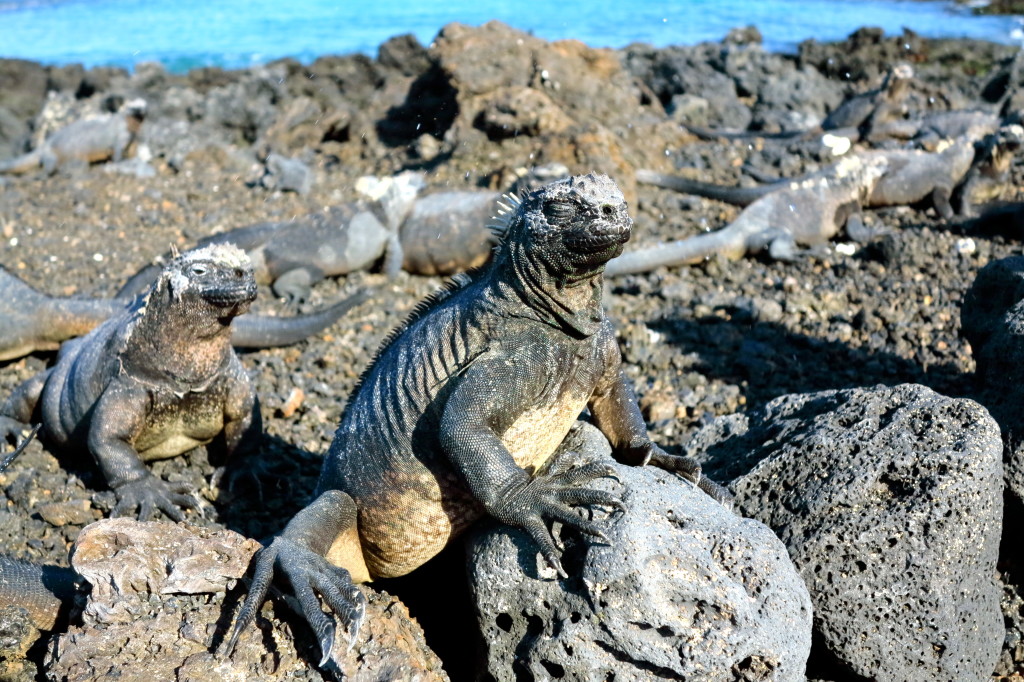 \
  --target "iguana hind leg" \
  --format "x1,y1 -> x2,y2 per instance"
226,489 -> 367,666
